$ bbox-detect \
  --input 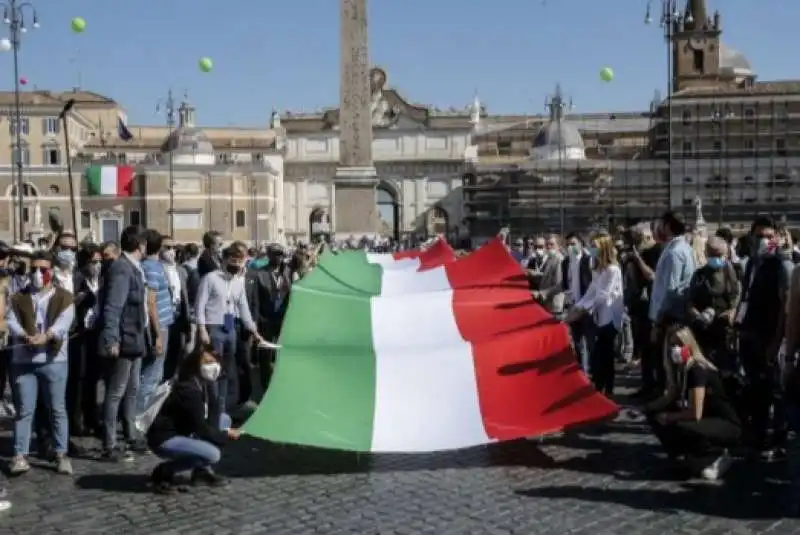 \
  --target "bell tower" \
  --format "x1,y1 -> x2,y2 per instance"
672,0 -> 723,91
